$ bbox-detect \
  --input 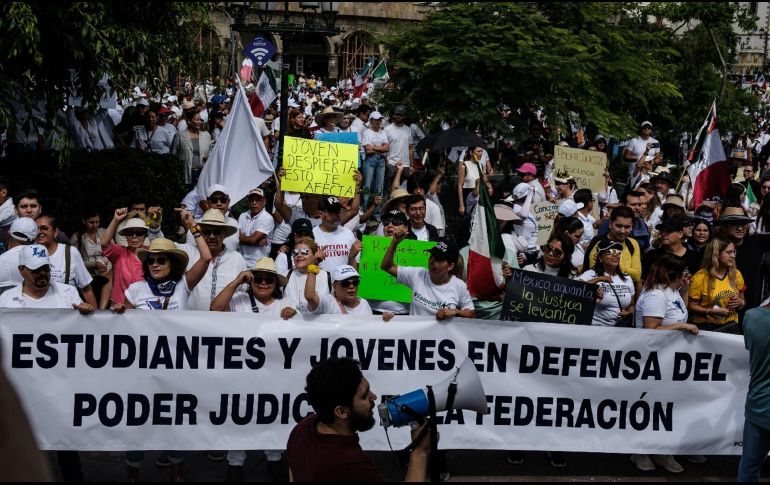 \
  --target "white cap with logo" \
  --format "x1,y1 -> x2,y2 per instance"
19,244 -> 50,270
332,265 -> 360,283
